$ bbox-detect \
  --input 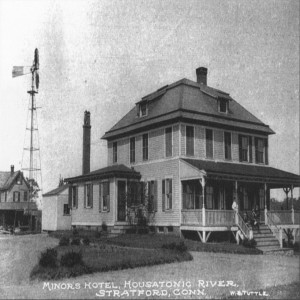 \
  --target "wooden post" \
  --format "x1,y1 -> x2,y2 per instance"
264,183 -> 268,225
291,185 -> 294,224
283,187 -> 290,210
279,228 -> 283,248
234,181 -> 238,224
201,178 -> 206,227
